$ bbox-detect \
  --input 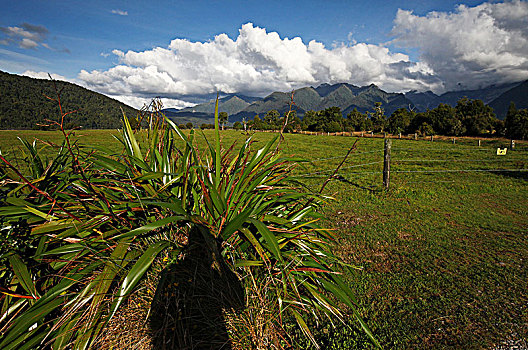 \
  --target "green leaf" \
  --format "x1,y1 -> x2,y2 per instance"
108,240 -> 171,320
113,216 -> 185,239
8,254 -> 39,300
248,218 -> 283,262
